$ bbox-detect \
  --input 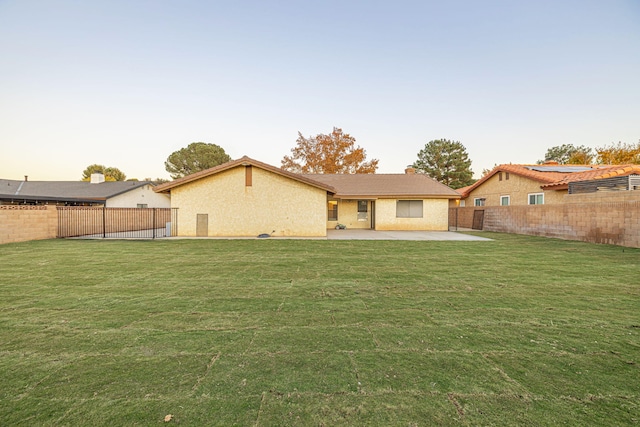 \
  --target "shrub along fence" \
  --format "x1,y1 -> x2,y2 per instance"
449,191 -> 640,248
